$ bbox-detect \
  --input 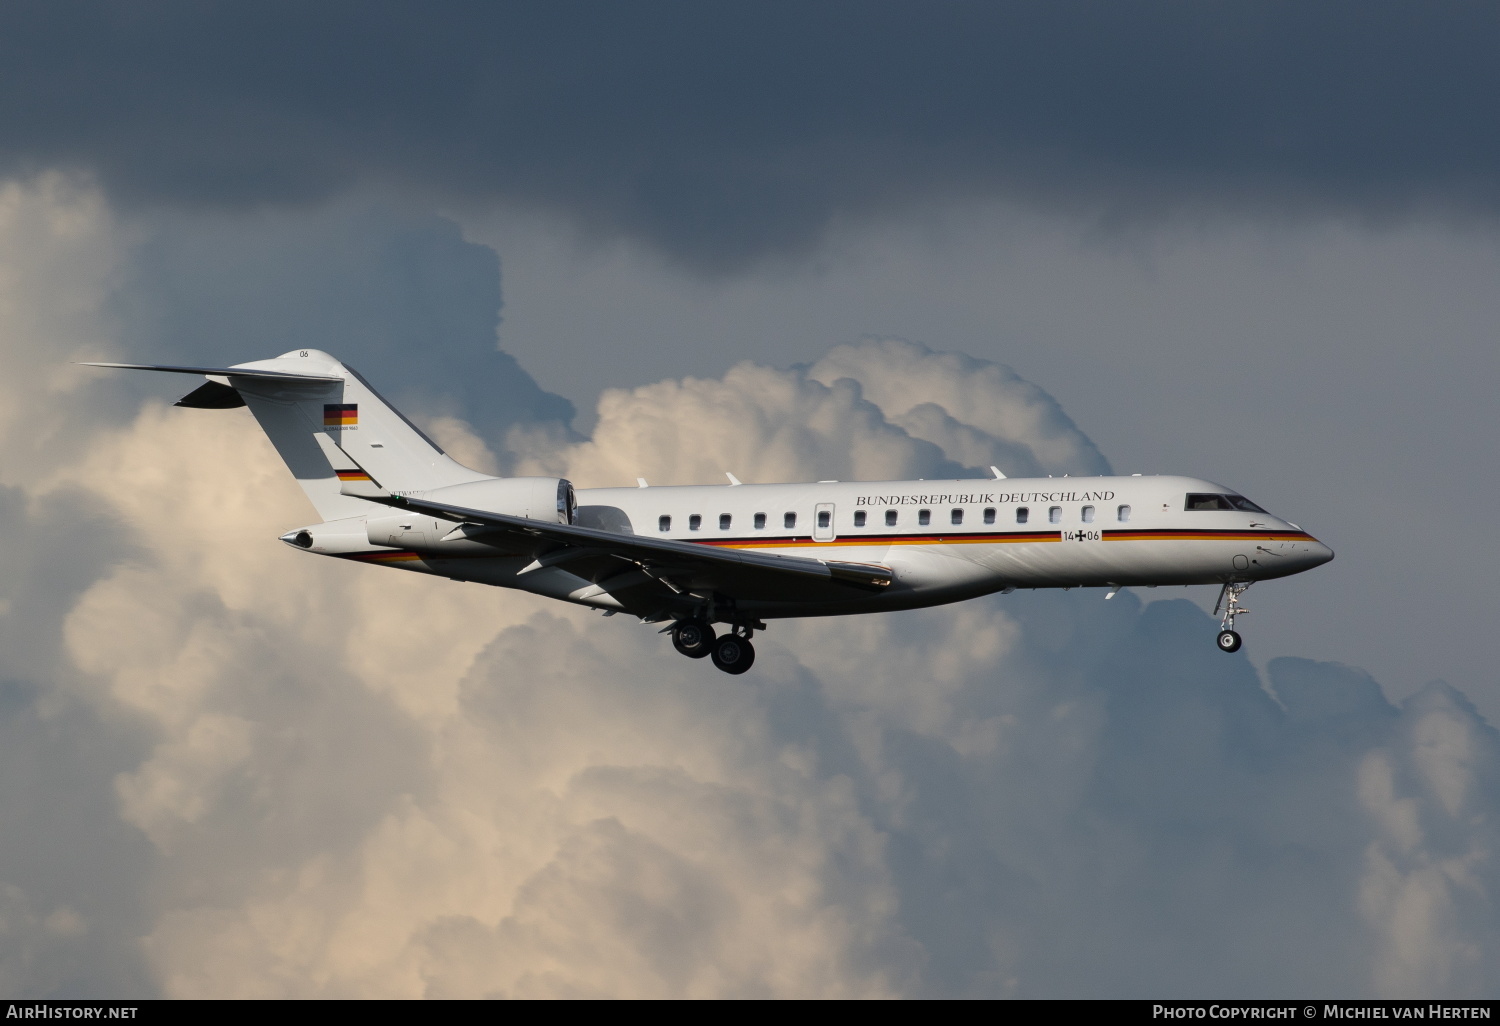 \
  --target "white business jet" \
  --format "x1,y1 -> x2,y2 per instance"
84,350 -> 1333,674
